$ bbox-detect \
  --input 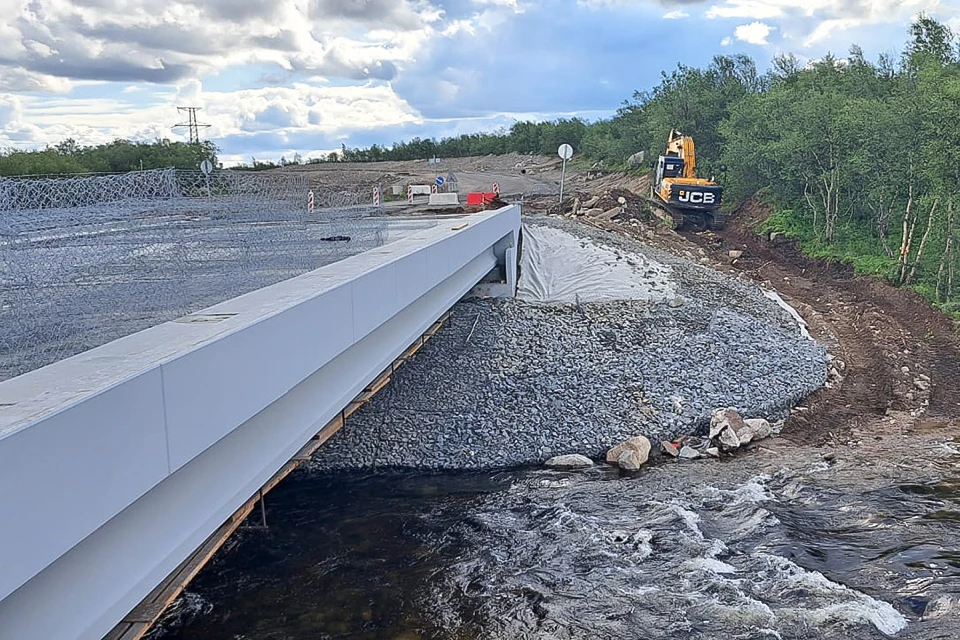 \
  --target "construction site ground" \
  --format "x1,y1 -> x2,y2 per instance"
279,157 -> 960,464
277,153 -> 563,198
